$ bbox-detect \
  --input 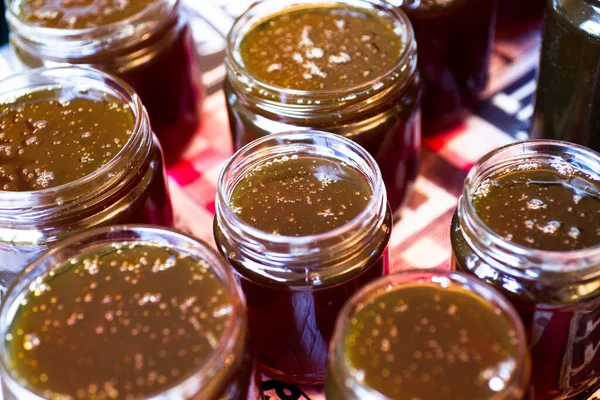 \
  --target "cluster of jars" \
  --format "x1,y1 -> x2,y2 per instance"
1,124 -> 599,400
0,0 -> 598,400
